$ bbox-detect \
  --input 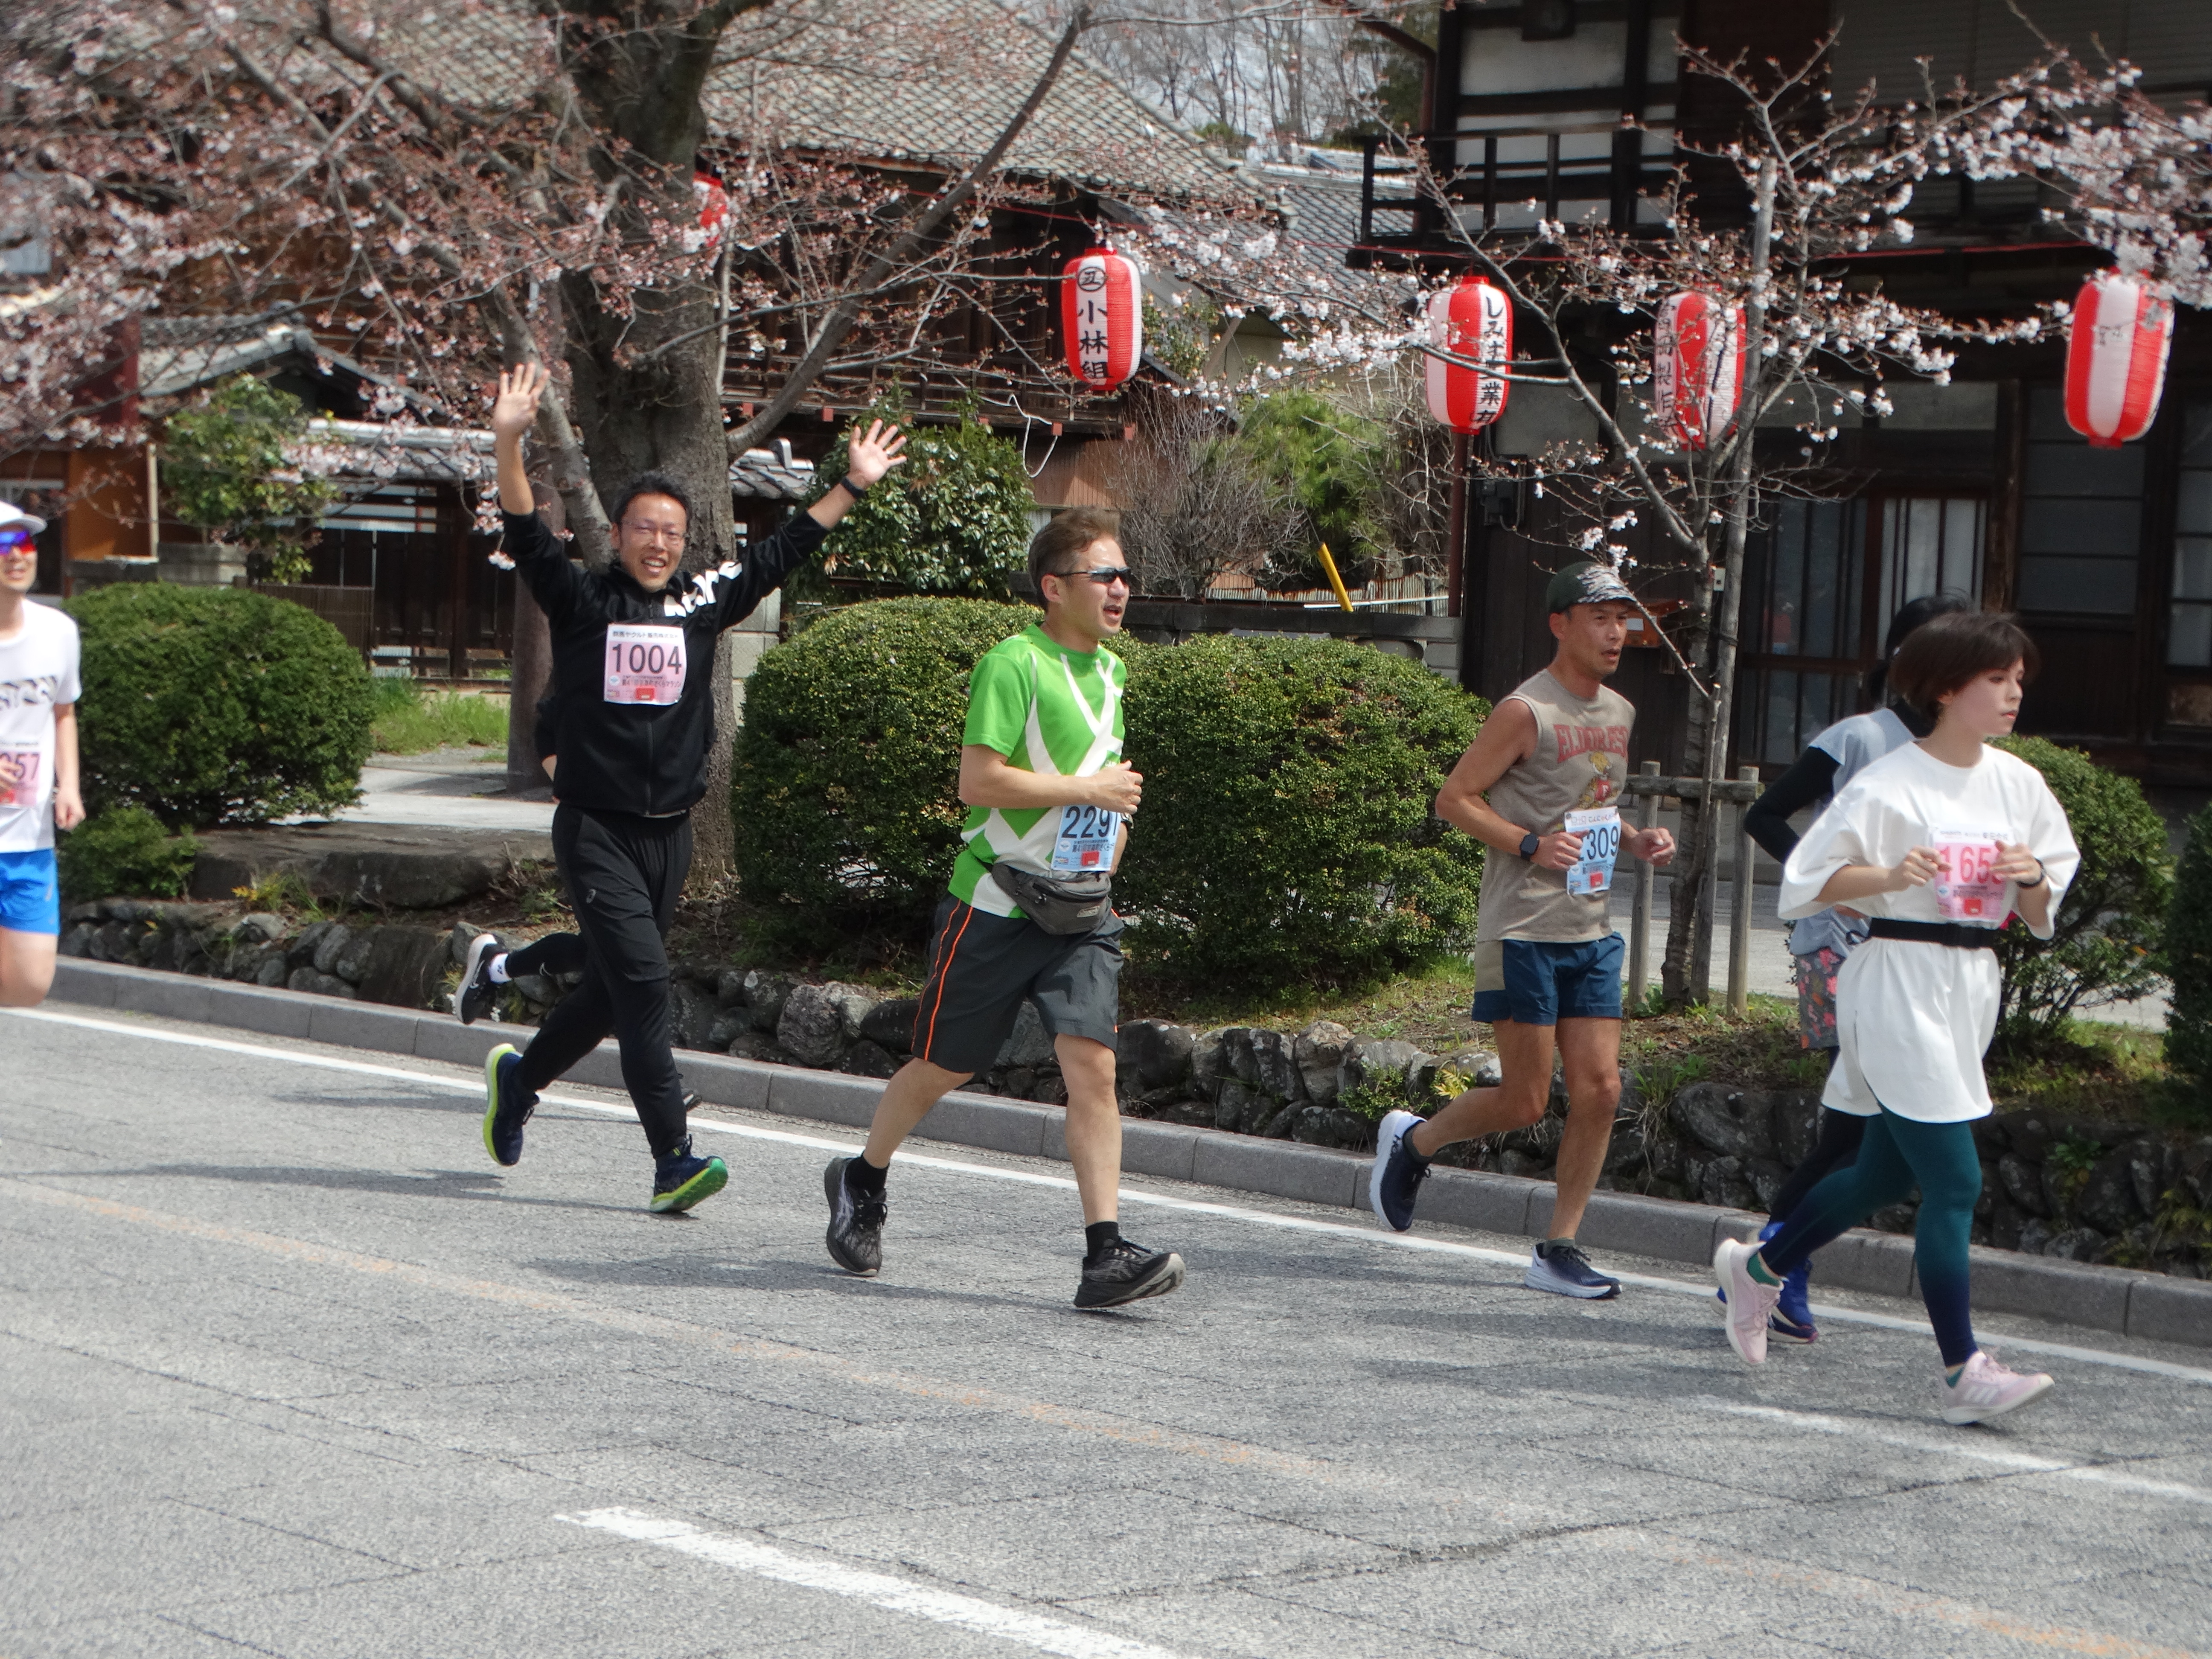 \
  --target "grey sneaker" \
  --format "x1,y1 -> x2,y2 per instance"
1074,1240 -> 1185,1310
454,933 -> 501,1025
824,1156 -> 886,1277
1367,1109 -> 1429,1232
